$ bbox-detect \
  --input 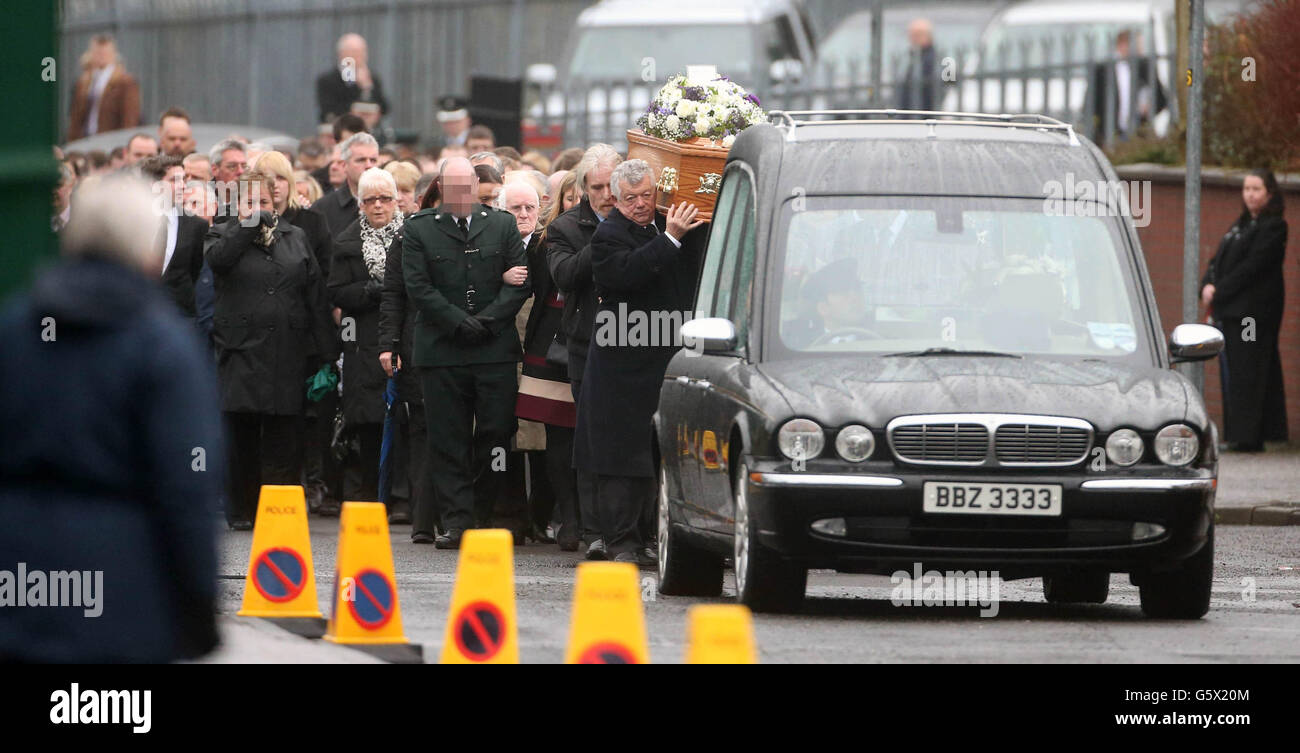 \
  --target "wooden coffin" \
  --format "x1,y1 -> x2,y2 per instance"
626,129 -> 729,222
